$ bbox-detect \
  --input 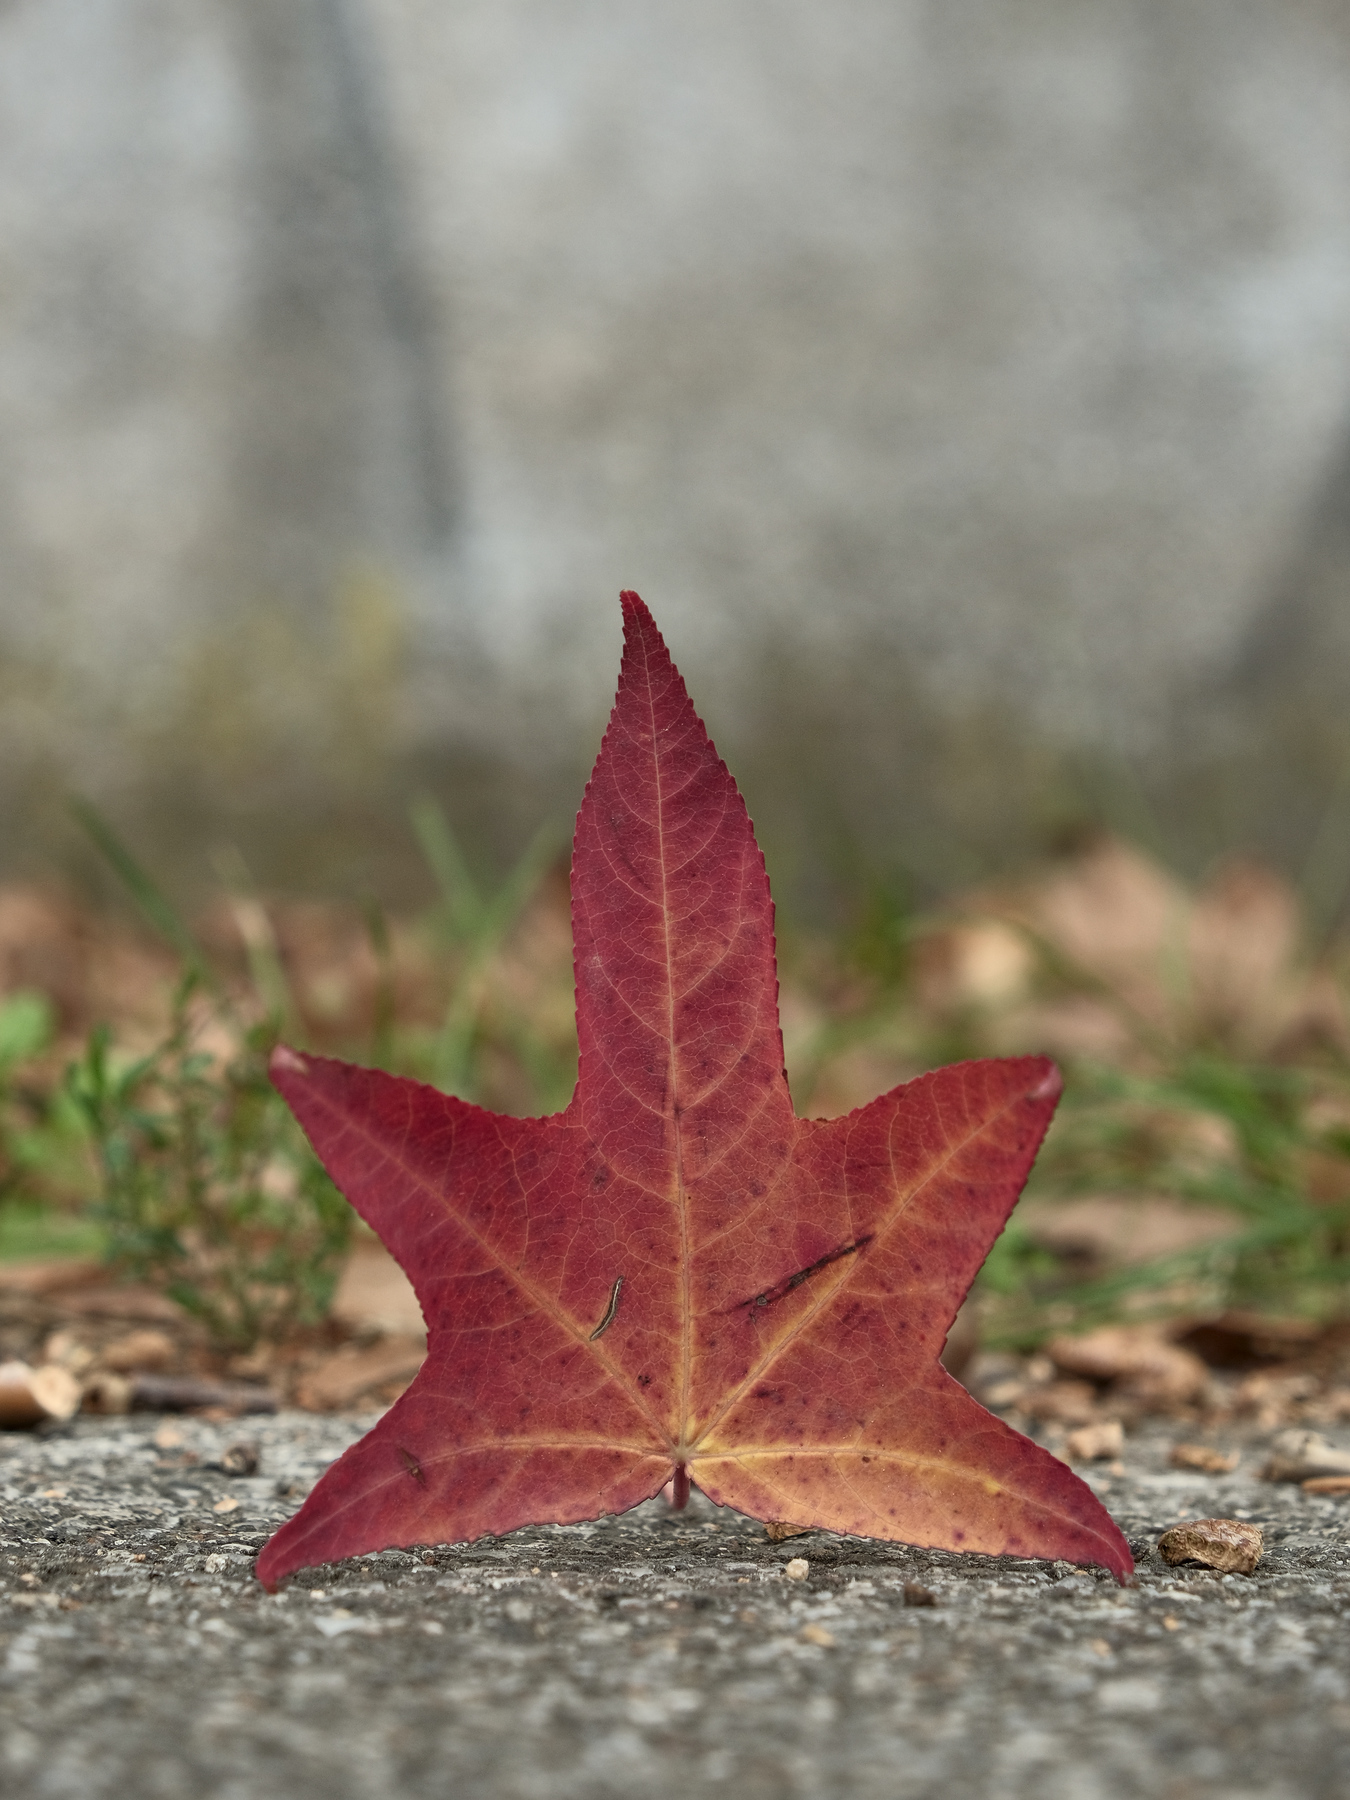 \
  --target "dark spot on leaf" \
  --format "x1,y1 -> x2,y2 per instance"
731,1235 -> 875,1312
